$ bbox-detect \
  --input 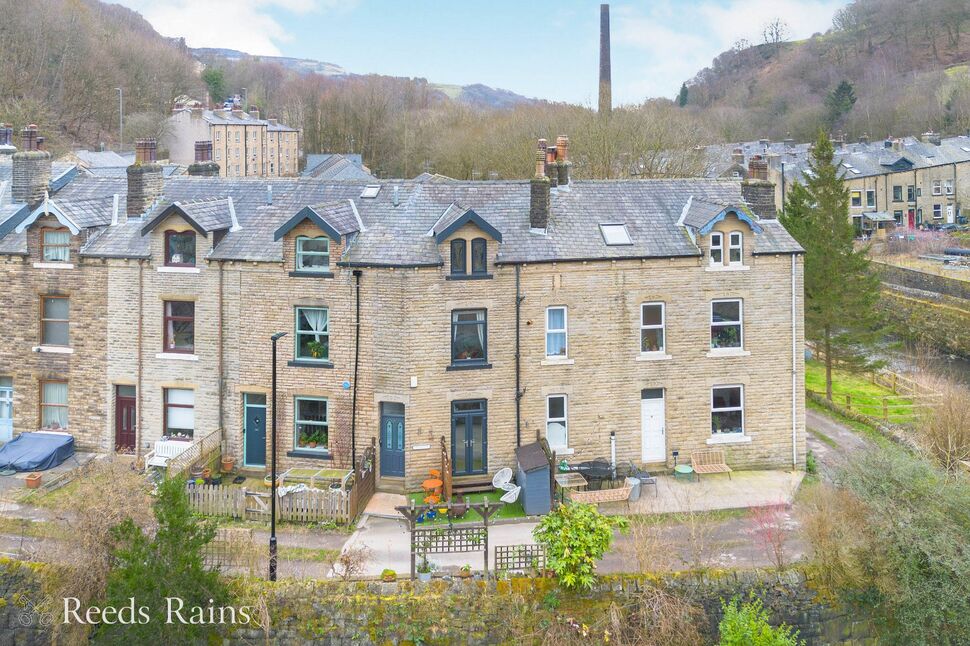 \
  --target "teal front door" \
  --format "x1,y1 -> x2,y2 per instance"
244,394 -> 267,467
380,402 -> 405,477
